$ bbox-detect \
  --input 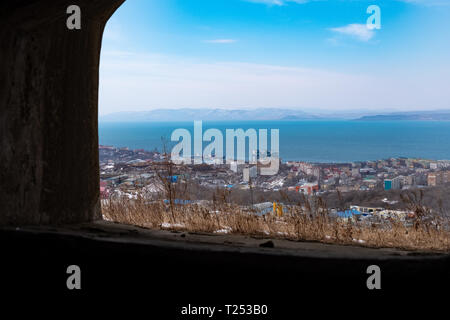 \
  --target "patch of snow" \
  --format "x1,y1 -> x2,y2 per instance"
161,222 -> 185,229
214,226 -> 232,234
